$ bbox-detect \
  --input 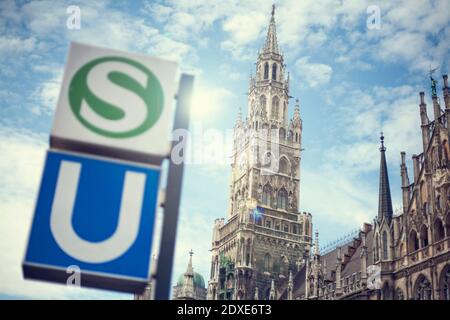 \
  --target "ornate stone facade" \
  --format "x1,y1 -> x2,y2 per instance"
207,6 -> 313,301
207,6 -> 450,301
296,75 -> 450,300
